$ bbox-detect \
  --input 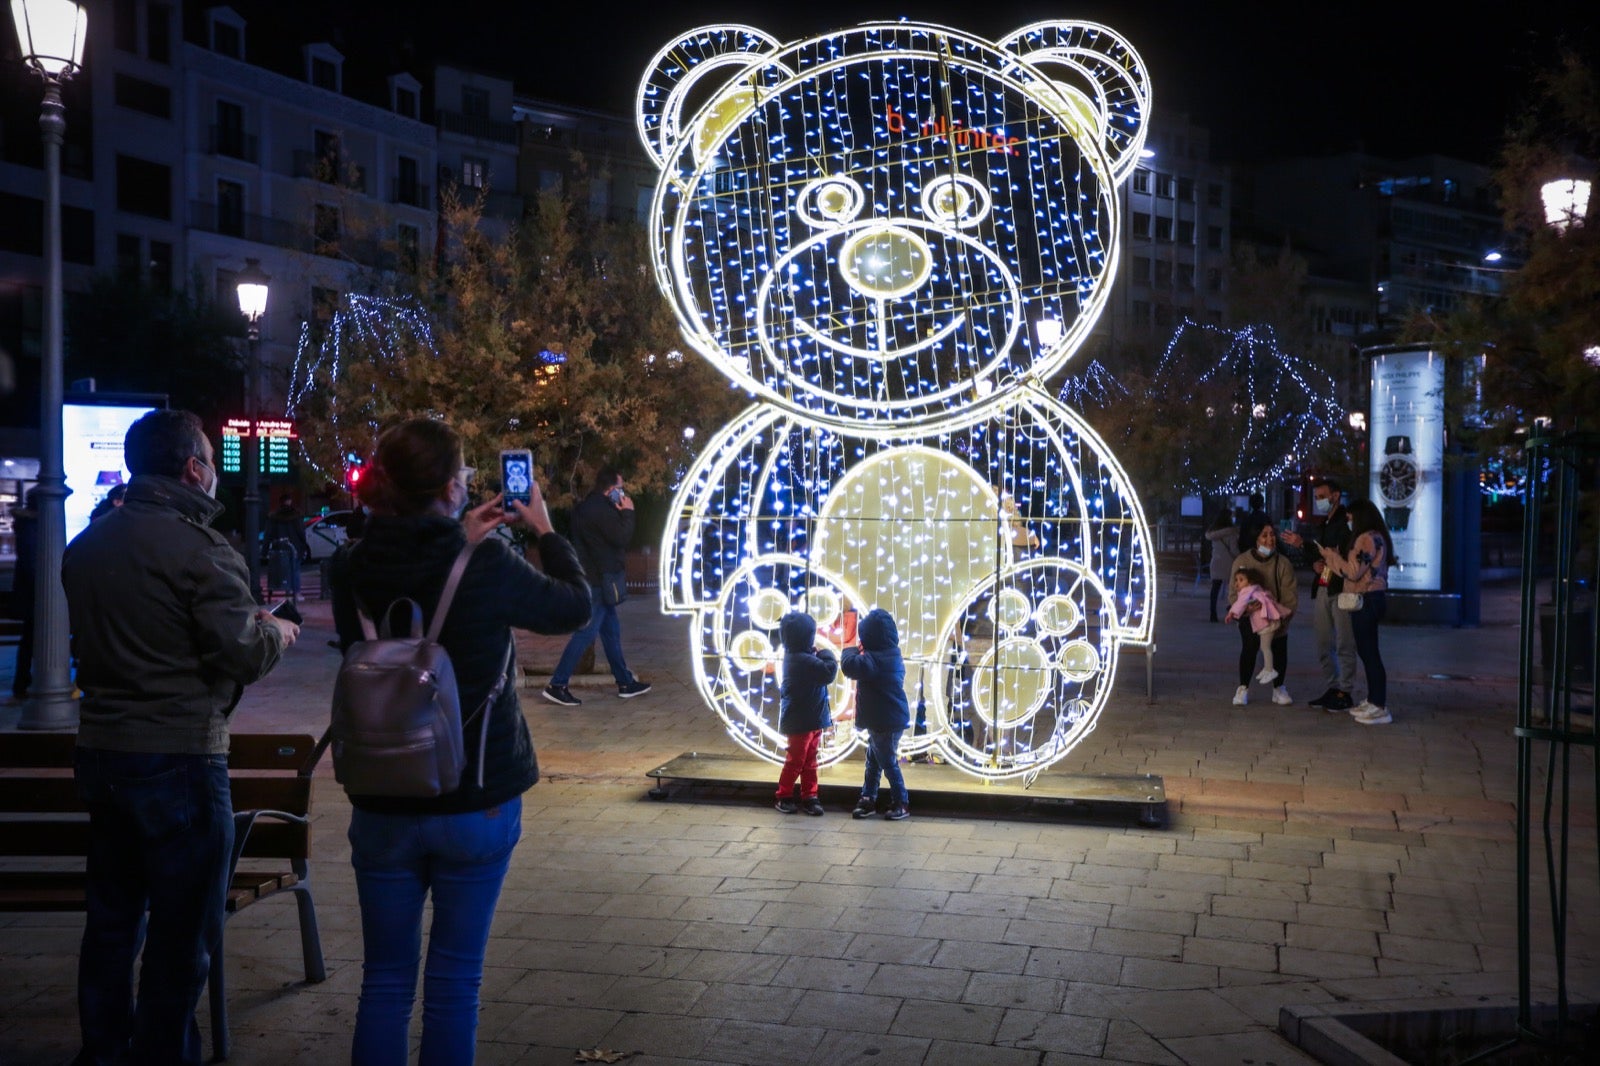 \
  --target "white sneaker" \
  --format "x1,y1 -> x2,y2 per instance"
1256,667 -> 1279,685
1271,686 -> 1293,705
1232,685 -> 1248,706
1348,700 -> 1375,717
1354,704 -> 1391,725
